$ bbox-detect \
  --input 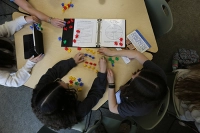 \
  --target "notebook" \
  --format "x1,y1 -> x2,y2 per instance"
61,18 -> 126,48
23,24 -> 44,59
